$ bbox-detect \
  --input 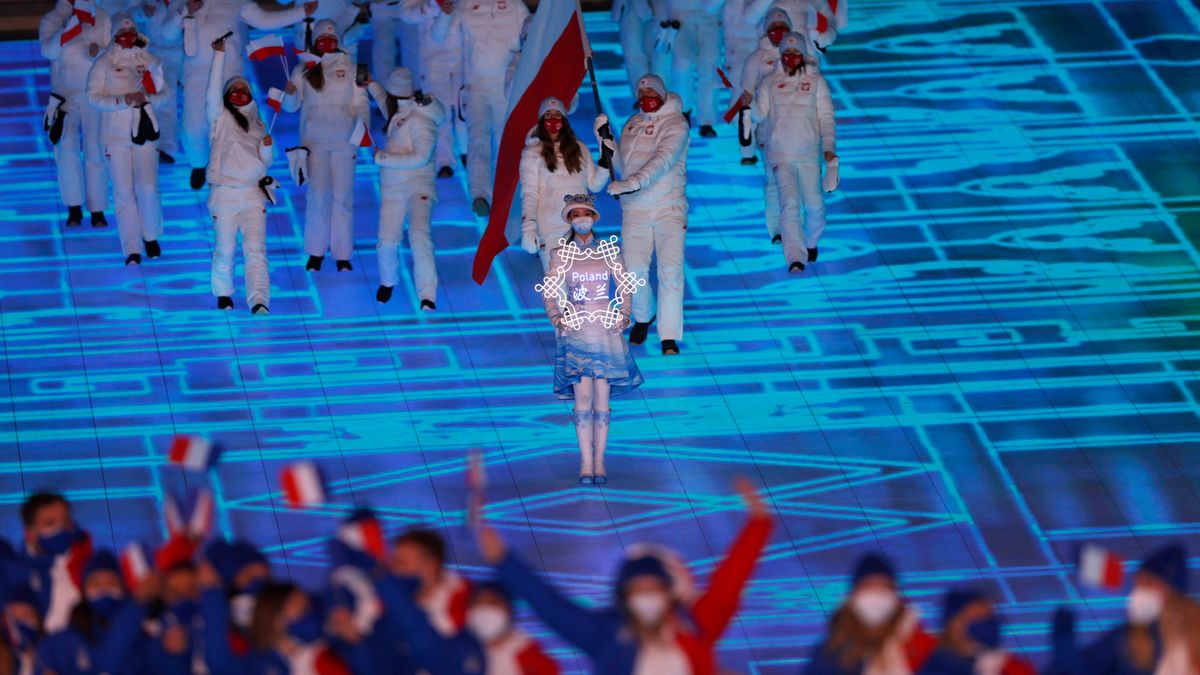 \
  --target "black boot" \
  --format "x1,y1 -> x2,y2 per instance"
807,247 -> 818,262
217,296 -> 234,310
90,211 -> 107,227
420,299 -> 436,312
305,255 -> 323,271
629,316 -> 655,345
698,124 -> 716,138
66,205 -> 83,226
740,156 -> 758,166
437,166 -> 454,178
460,153 -> 467,167
472,198 -> 490,217
336,260 -> 353,272
771,234 -> 782,245
251,303 -> 269,315
144,240 -> 161,258
190,167 -> 206,190
661,339 -> 680,355
158,150 -> 176,164
789,261 -> 805,274
125,253 -> 141,266
376,285 -> 393,304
